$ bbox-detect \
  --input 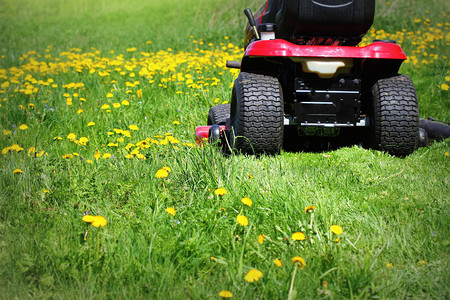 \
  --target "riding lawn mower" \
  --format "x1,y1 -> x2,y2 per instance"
196,0 -> 449,156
